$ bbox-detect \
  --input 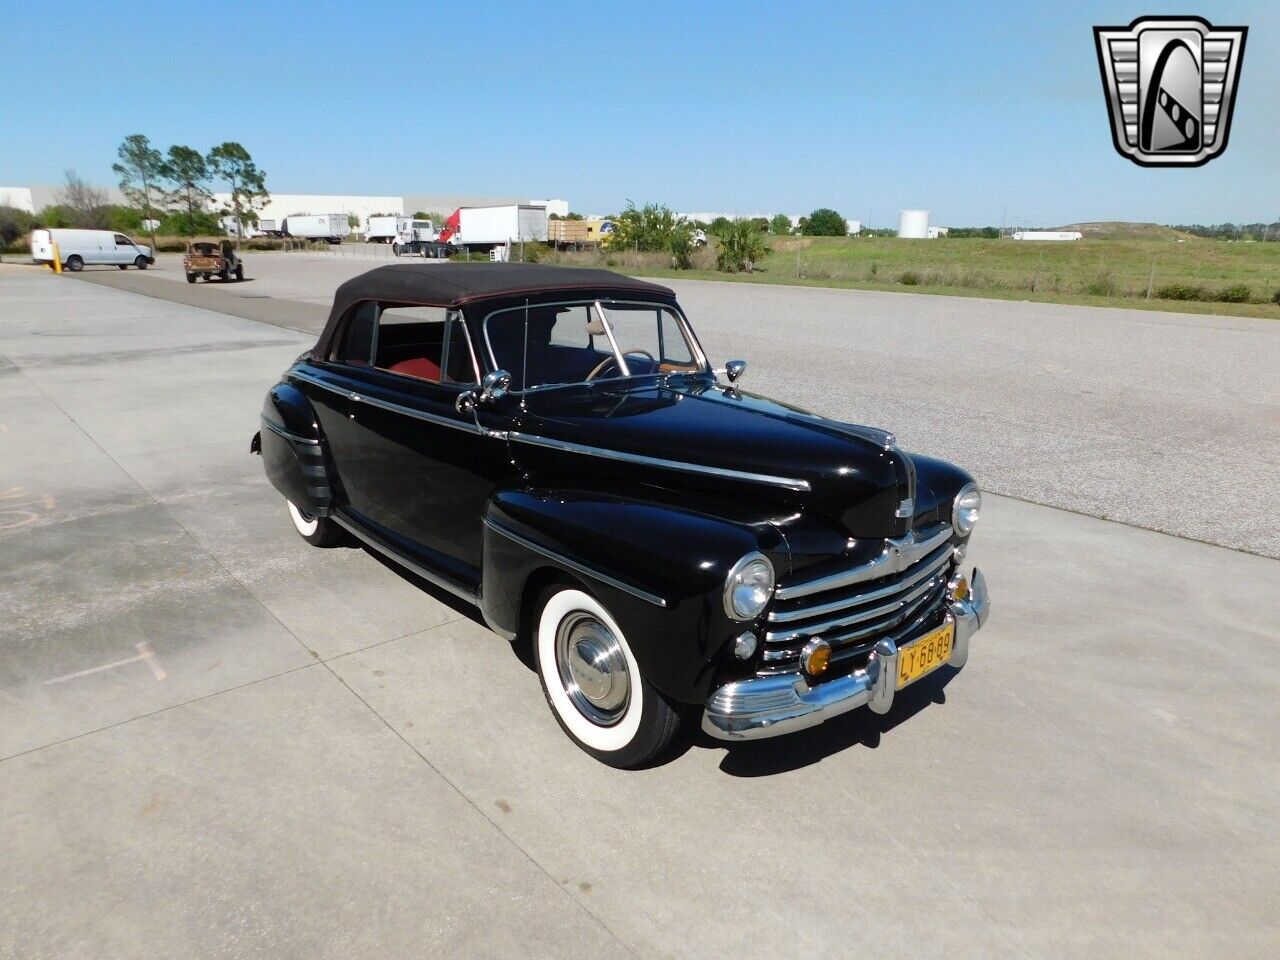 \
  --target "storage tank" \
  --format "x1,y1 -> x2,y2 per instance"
898,209 -> 930,239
